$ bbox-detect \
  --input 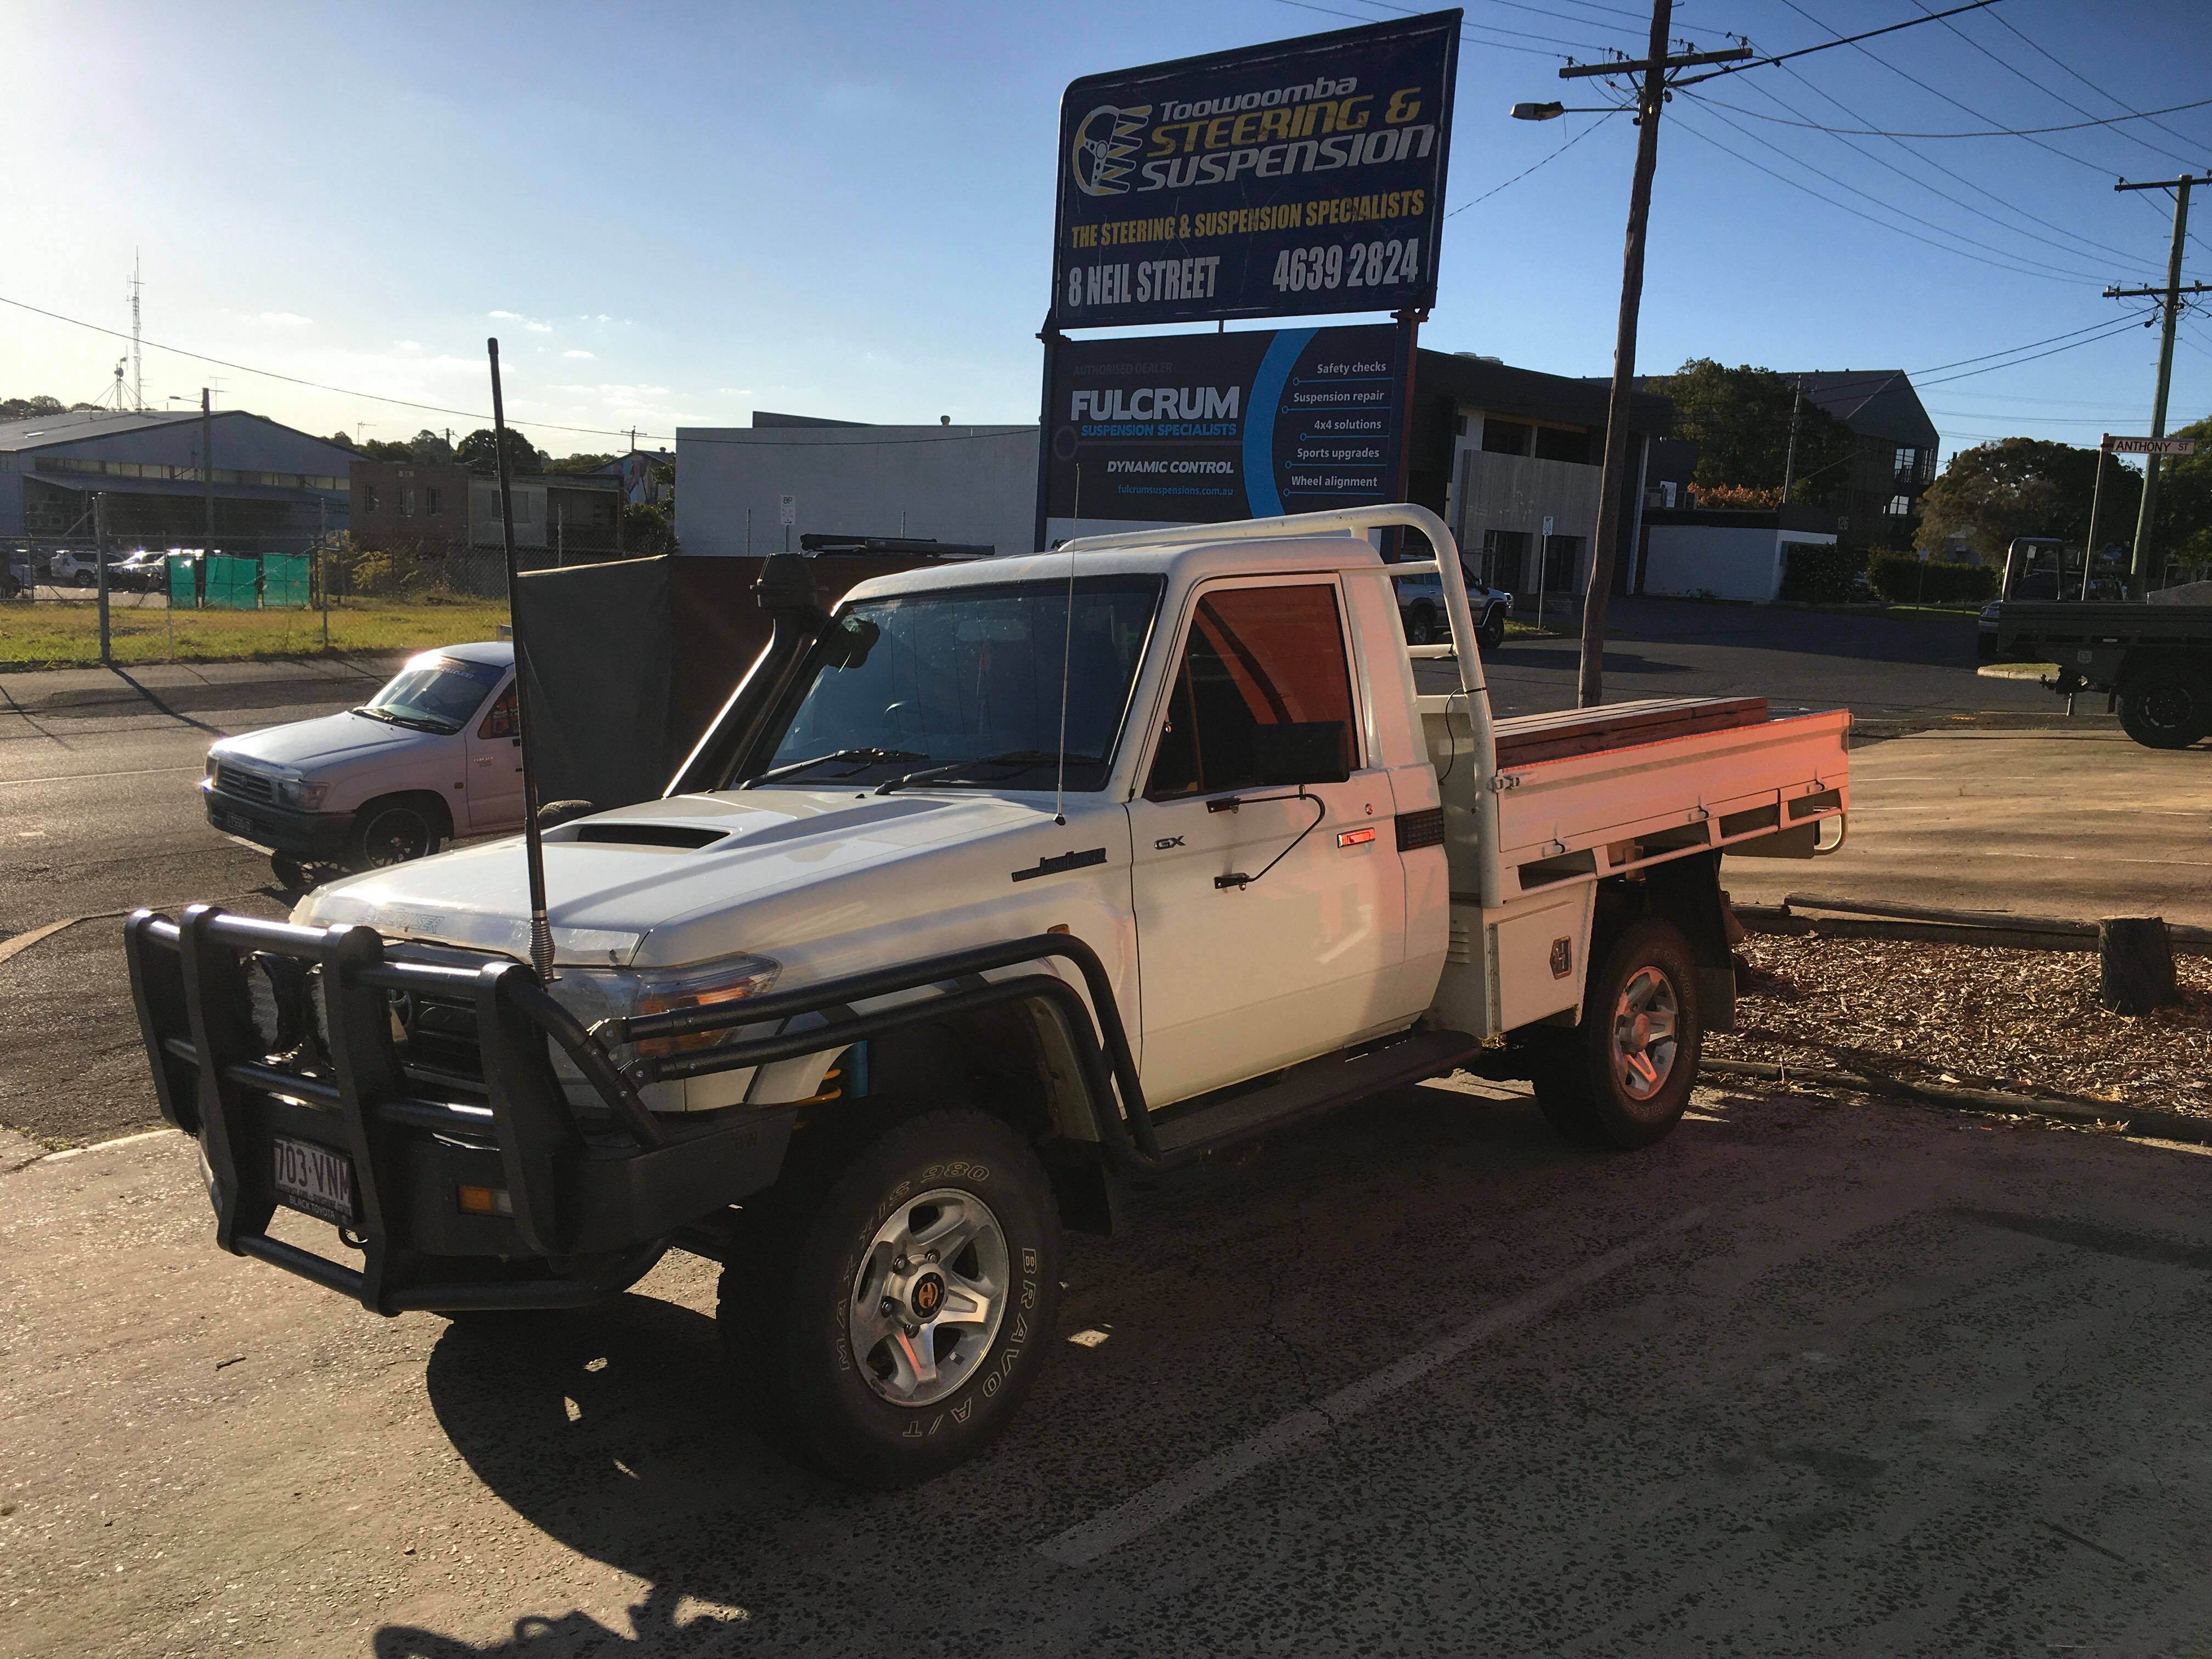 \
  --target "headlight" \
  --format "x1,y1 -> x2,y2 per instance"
633,955 -> 781,1057
275,777 -> 330,810
563,955 -> 782,1061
